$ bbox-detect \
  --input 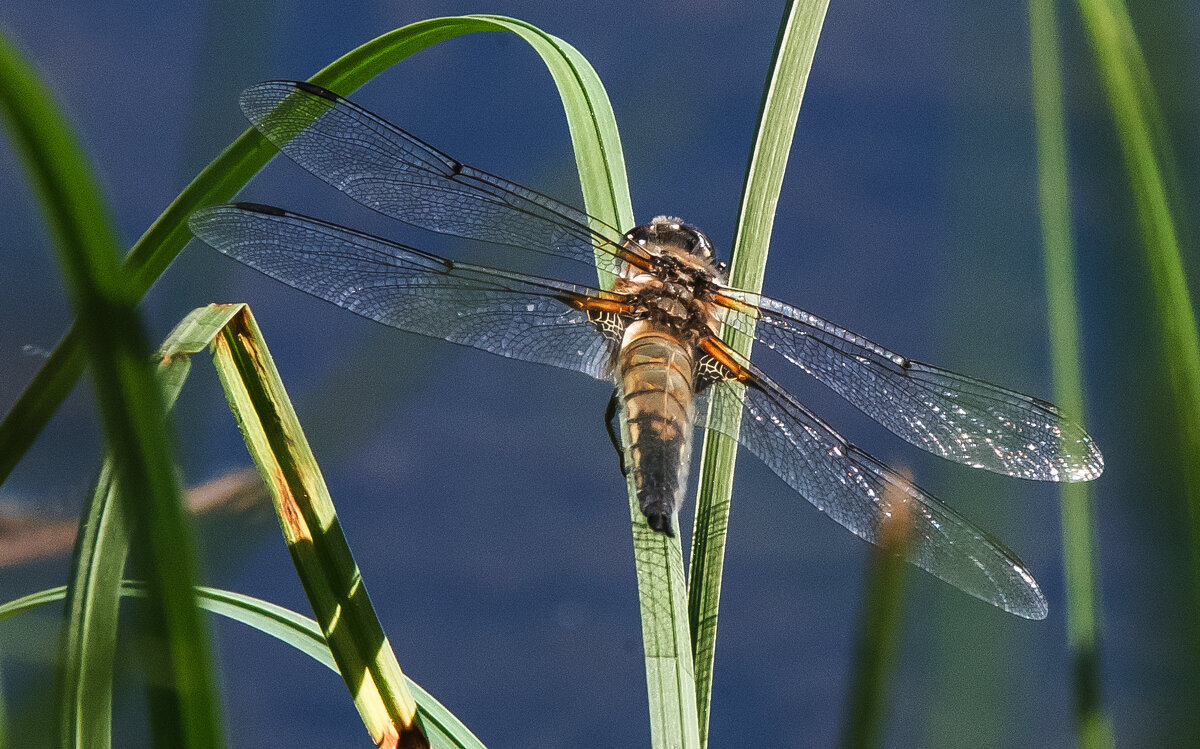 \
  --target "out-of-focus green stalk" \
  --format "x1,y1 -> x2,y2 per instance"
688,2 -> 830,744
1075,0 -> 1200,640
0,31 -> 221,748
839,476 -> 914,748
1028,2 -> 1114,746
